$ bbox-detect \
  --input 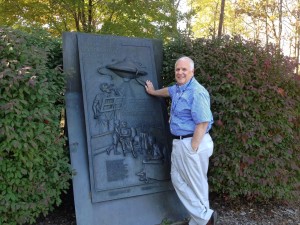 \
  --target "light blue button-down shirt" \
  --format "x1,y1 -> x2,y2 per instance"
168,77 -> 214,136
